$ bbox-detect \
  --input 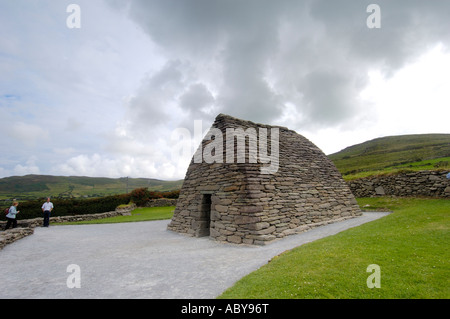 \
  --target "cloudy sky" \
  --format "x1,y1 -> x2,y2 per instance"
1,0 -> 449,180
